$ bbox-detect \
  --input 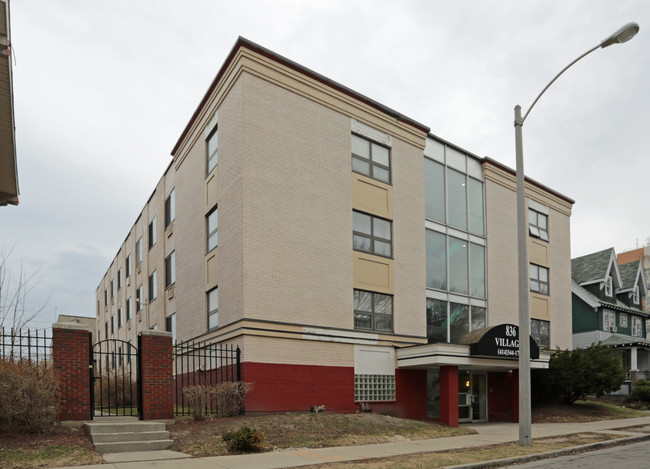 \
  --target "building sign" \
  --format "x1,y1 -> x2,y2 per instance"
469,324 -> 539,360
